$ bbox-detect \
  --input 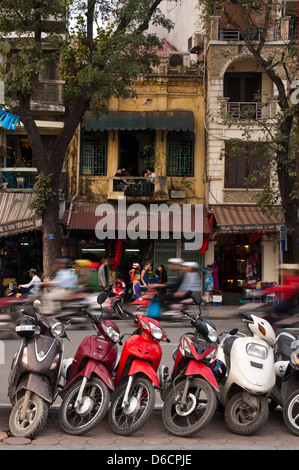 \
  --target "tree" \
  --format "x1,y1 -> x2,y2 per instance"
0,0 -> 175,278
199,0 -> 298,262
